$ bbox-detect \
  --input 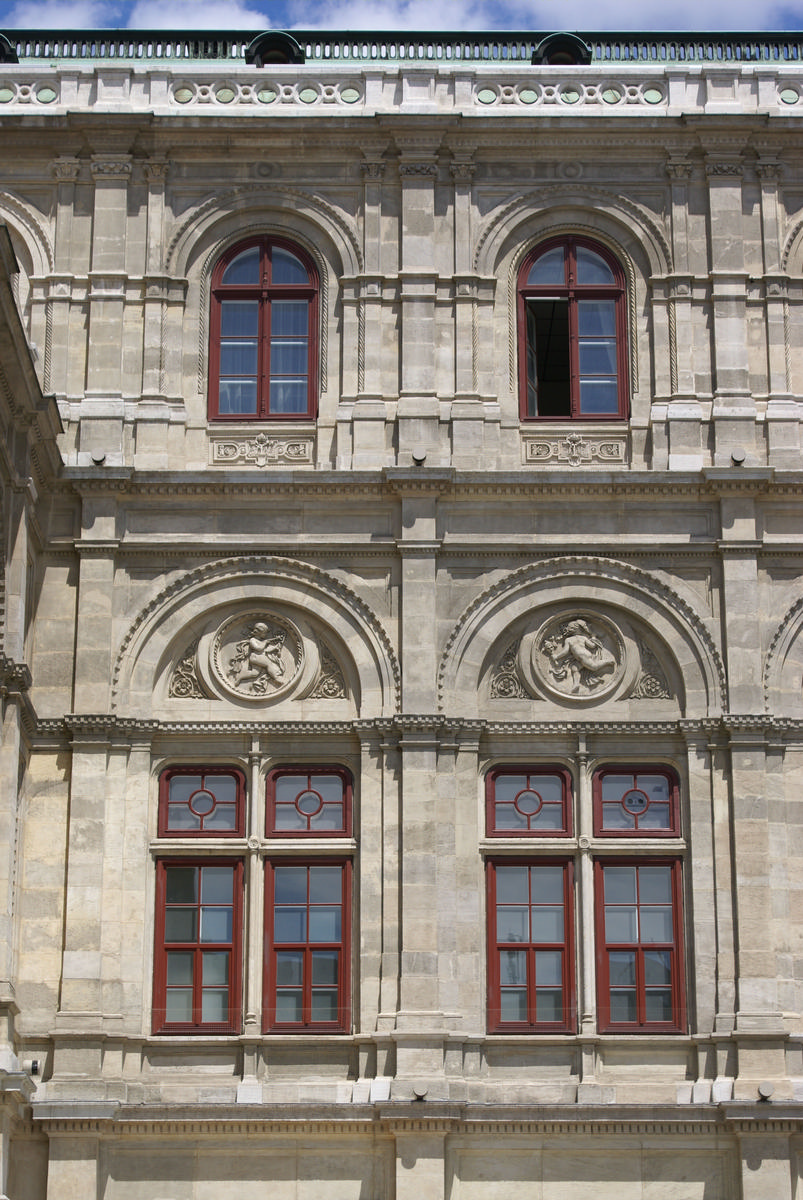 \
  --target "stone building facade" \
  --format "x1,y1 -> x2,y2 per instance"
0,25 -> 803,1199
